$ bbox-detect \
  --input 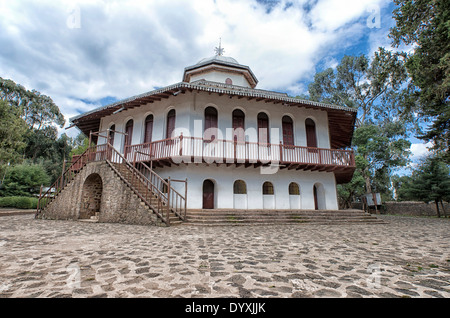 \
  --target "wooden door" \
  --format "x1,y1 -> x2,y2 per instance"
204,107 -> 218,142
282,116 -> 294,146
257,113 -> 269,144
232,110 -> 245,142
305,118 -> 317,148
203,180 -> 214,209
124,120 -> 133,156
109,125 -> 115,146
166,110 -> 176,139
313,185 -> 319,210
144,115 -> 153,143
233,110 -> 245,160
